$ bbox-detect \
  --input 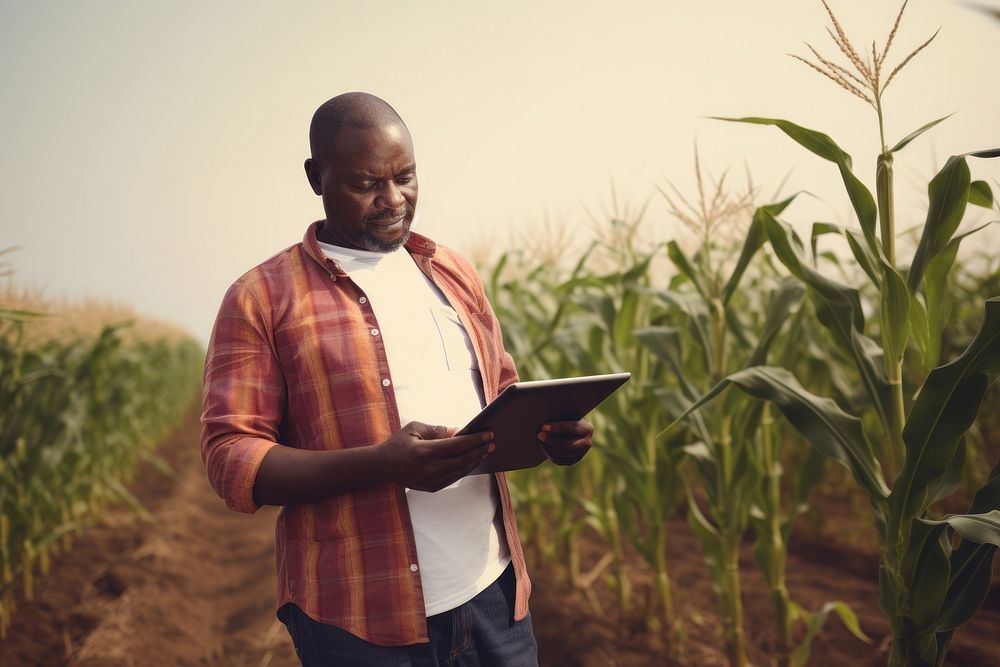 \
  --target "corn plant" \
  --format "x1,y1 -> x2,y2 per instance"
486,242 -> 607,573
636,166 -> 766,667
637,155 -> 867,665
565,231 -> 688,635
0,307 -> 203,636
489,215 -> 691,637
753,306 -> 868,667
679,2 -> 1000,664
